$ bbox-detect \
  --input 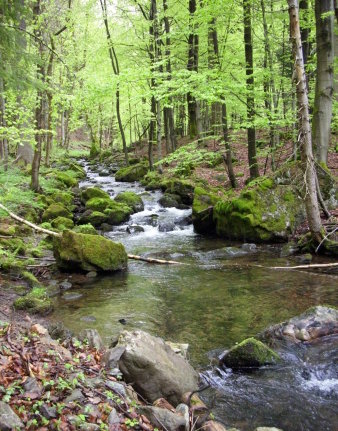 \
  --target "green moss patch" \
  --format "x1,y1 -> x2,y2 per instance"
221,337 -> 281,369
53,230 -> 127,272
81,187 -> 110,203
73,224 -> 98,235
192,186 -> 222,234
115,163 -> 148,182
42,203 -> 72,222
14,287 -> 53,315
104,201 -> 132,225
55,171 -> 78,188
115,191 -> 144,213
86,197 -> 113,212
51,216 -> 74,231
